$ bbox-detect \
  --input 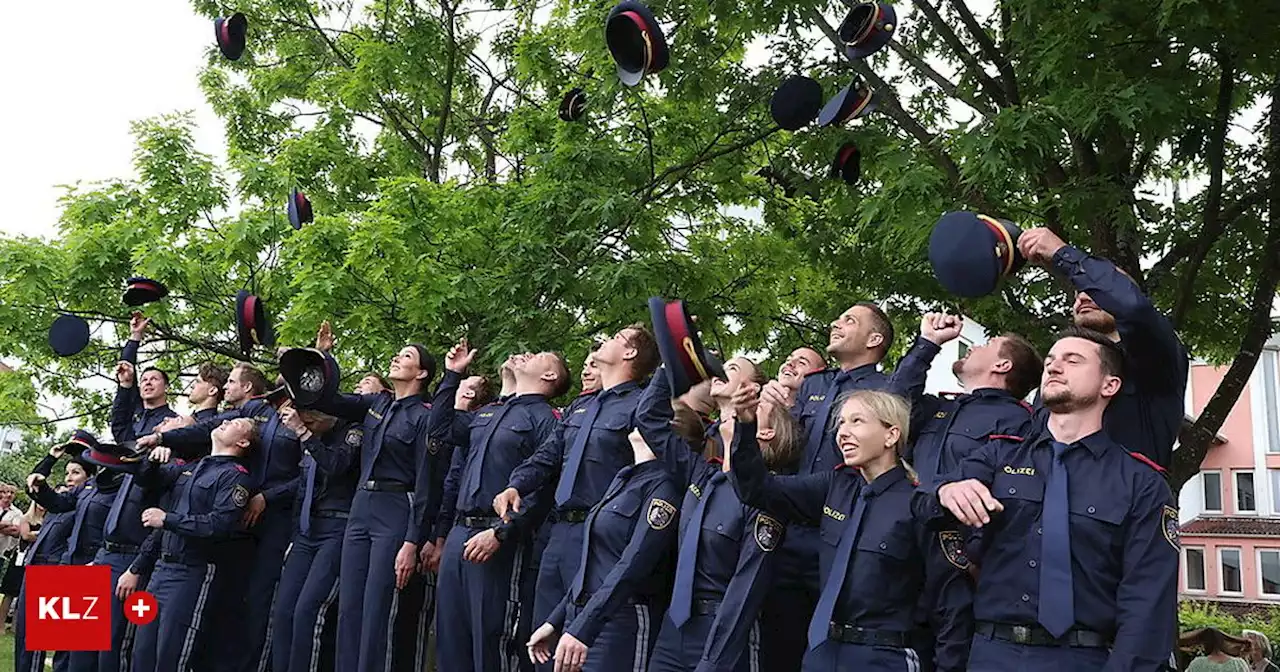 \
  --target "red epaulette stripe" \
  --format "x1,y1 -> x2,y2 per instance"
1127,451 -> 1166,473
706,456 -> 724,466
423,402 -> 432,409
552,409 -> 563,420
833,463 -> 847,471
234,464 -> 248,473
1017,400 -> 1033,413
988,434 -> 1024,442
